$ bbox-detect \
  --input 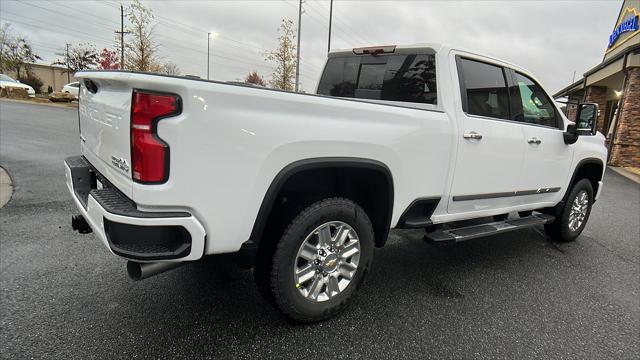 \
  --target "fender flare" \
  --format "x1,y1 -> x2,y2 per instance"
561,157 -> 605,204
247,157 -> 395,249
